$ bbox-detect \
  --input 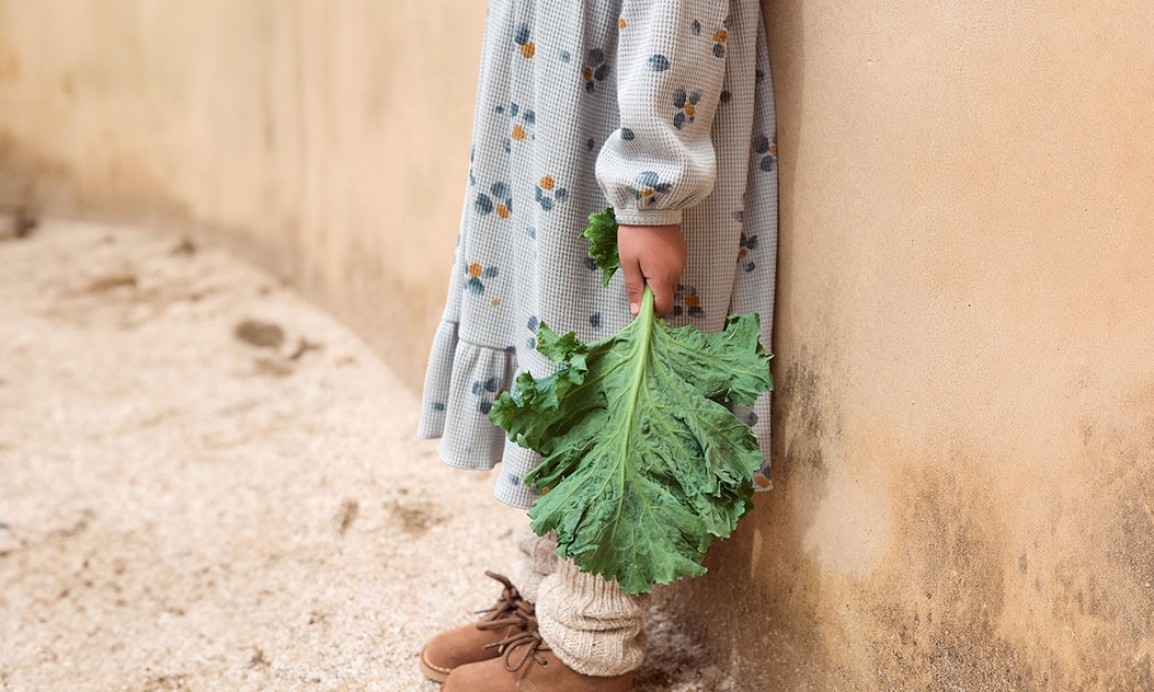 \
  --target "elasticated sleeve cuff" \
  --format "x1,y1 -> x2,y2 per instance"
612,207 -> 683,226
